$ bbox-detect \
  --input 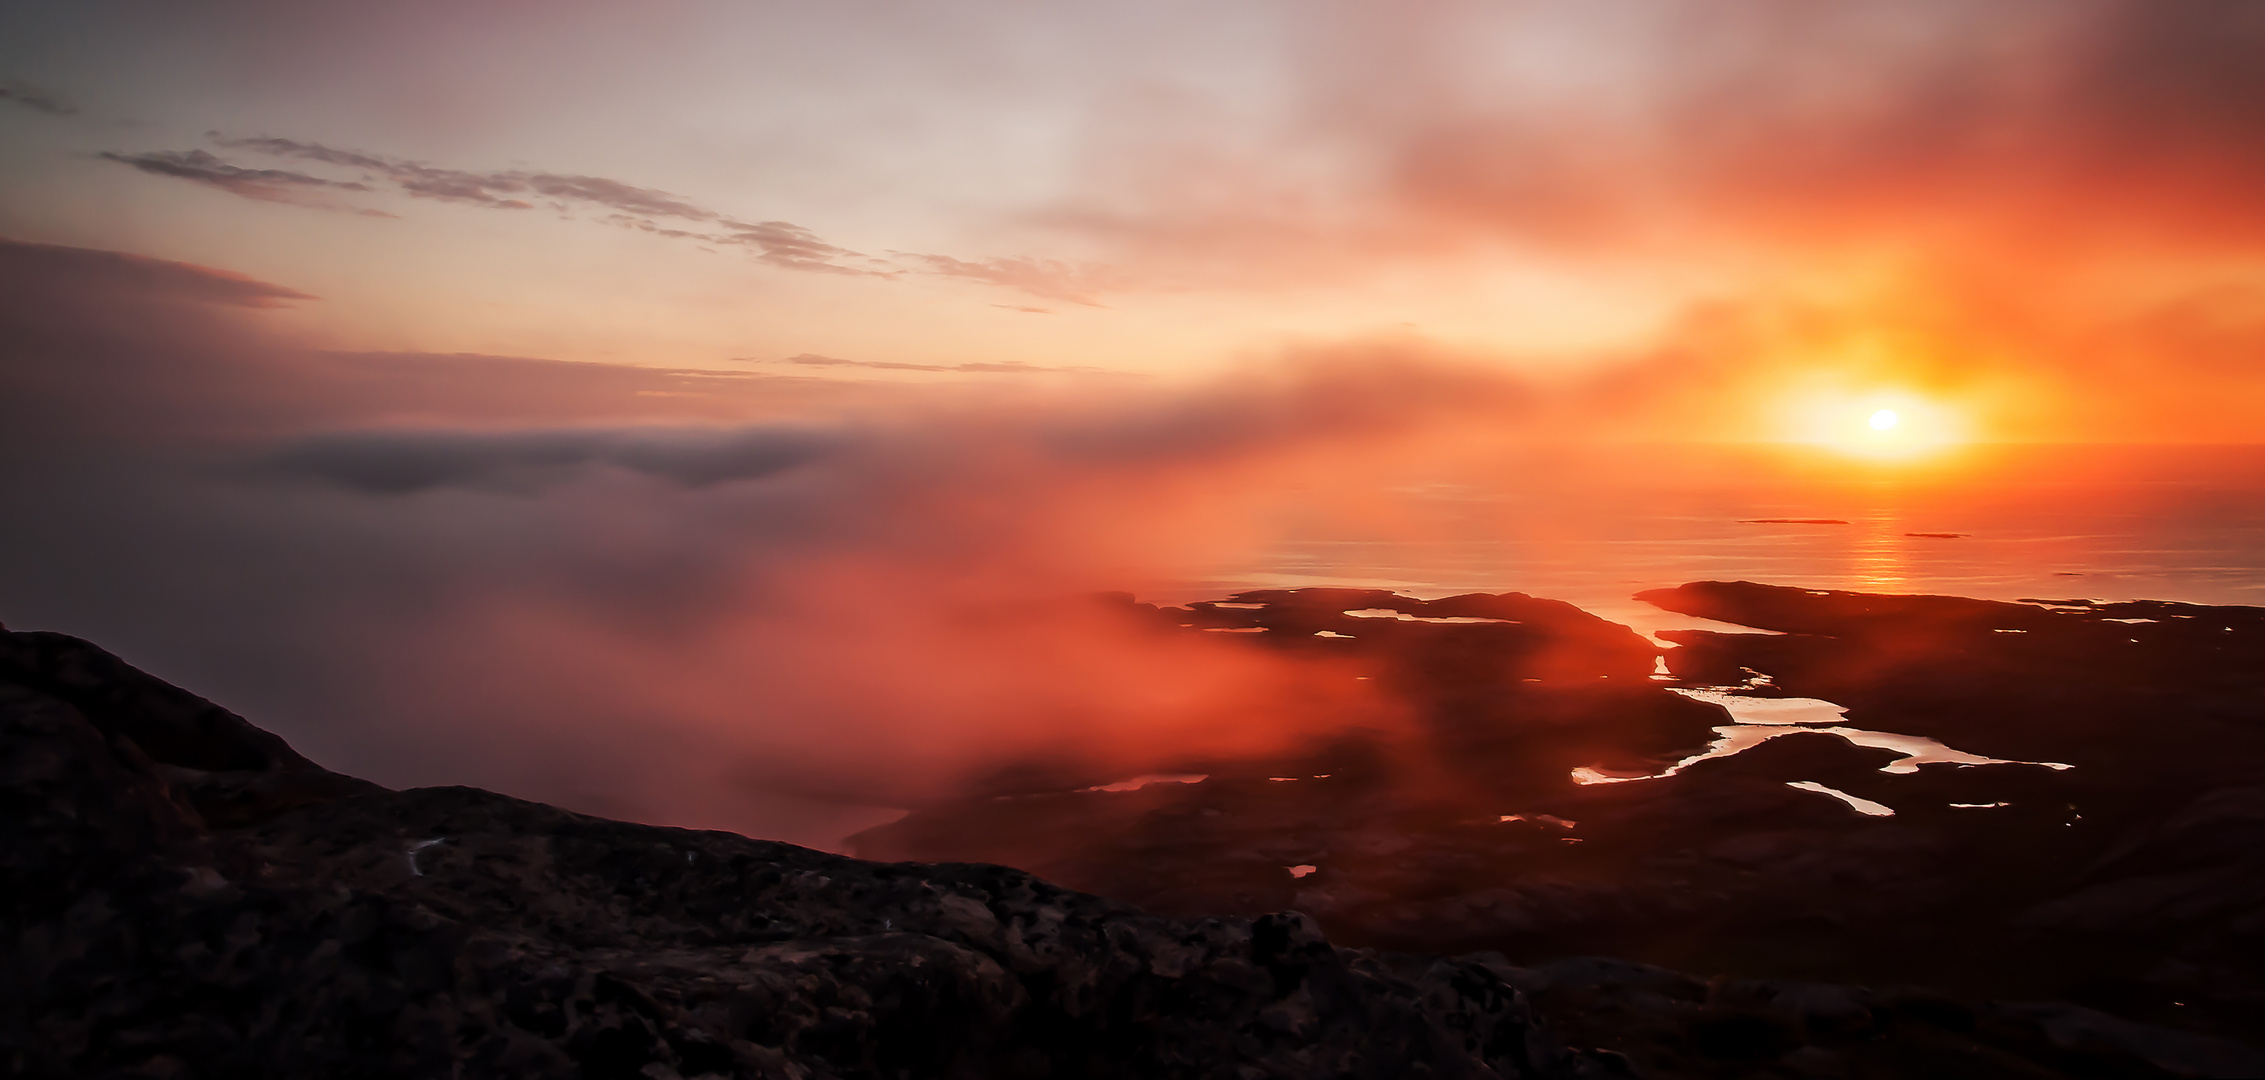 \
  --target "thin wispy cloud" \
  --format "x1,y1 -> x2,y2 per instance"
97,150 -> 371,207
714,220 -> 872,275
771,353 -> 1119,376
97,136 -> 883,275
0,78 -> 73,115
229,138 -> 878,277
908,254 -> 1107,306
96,134 -> 1116,294
221,137 -> 713,218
